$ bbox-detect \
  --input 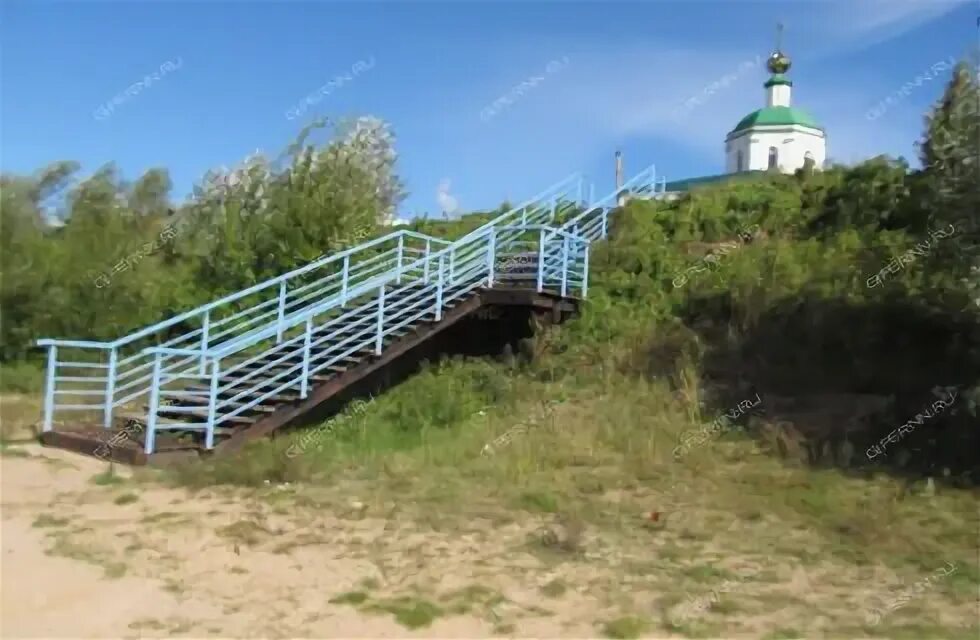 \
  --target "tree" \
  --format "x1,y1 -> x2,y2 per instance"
917,57 -> 980,312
